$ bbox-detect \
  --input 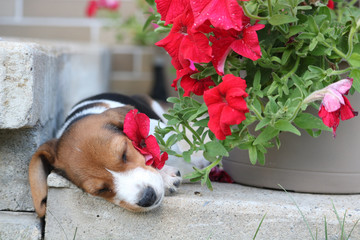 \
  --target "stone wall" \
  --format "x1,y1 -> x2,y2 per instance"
0,0 -> 175,97
0,39 -> 110,240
